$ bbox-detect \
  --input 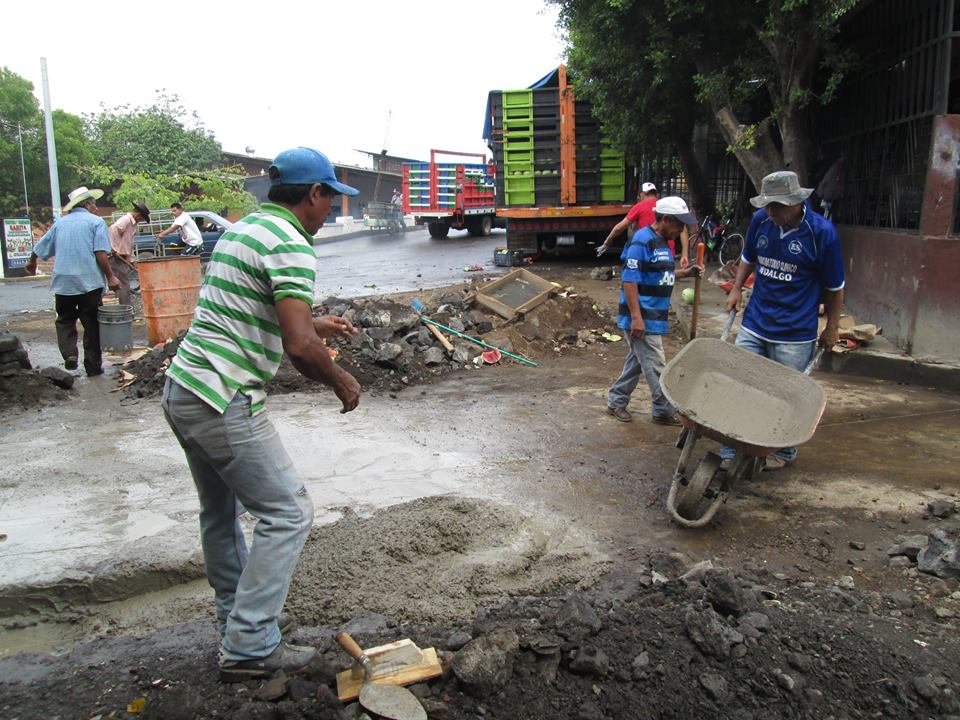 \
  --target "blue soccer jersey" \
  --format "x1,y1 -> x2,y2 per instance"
617,226 -> 675,335
741,205 -> 845,343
